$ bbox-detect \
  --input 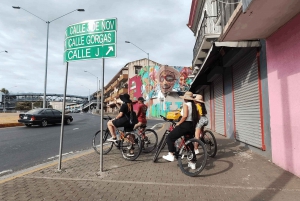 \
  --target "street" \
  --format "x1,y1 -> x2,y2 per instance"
0,113 -> 162,175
